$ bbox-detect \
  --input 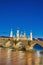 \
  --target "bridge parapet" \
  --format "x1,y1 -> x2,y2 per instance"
31,40 -> 43,47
